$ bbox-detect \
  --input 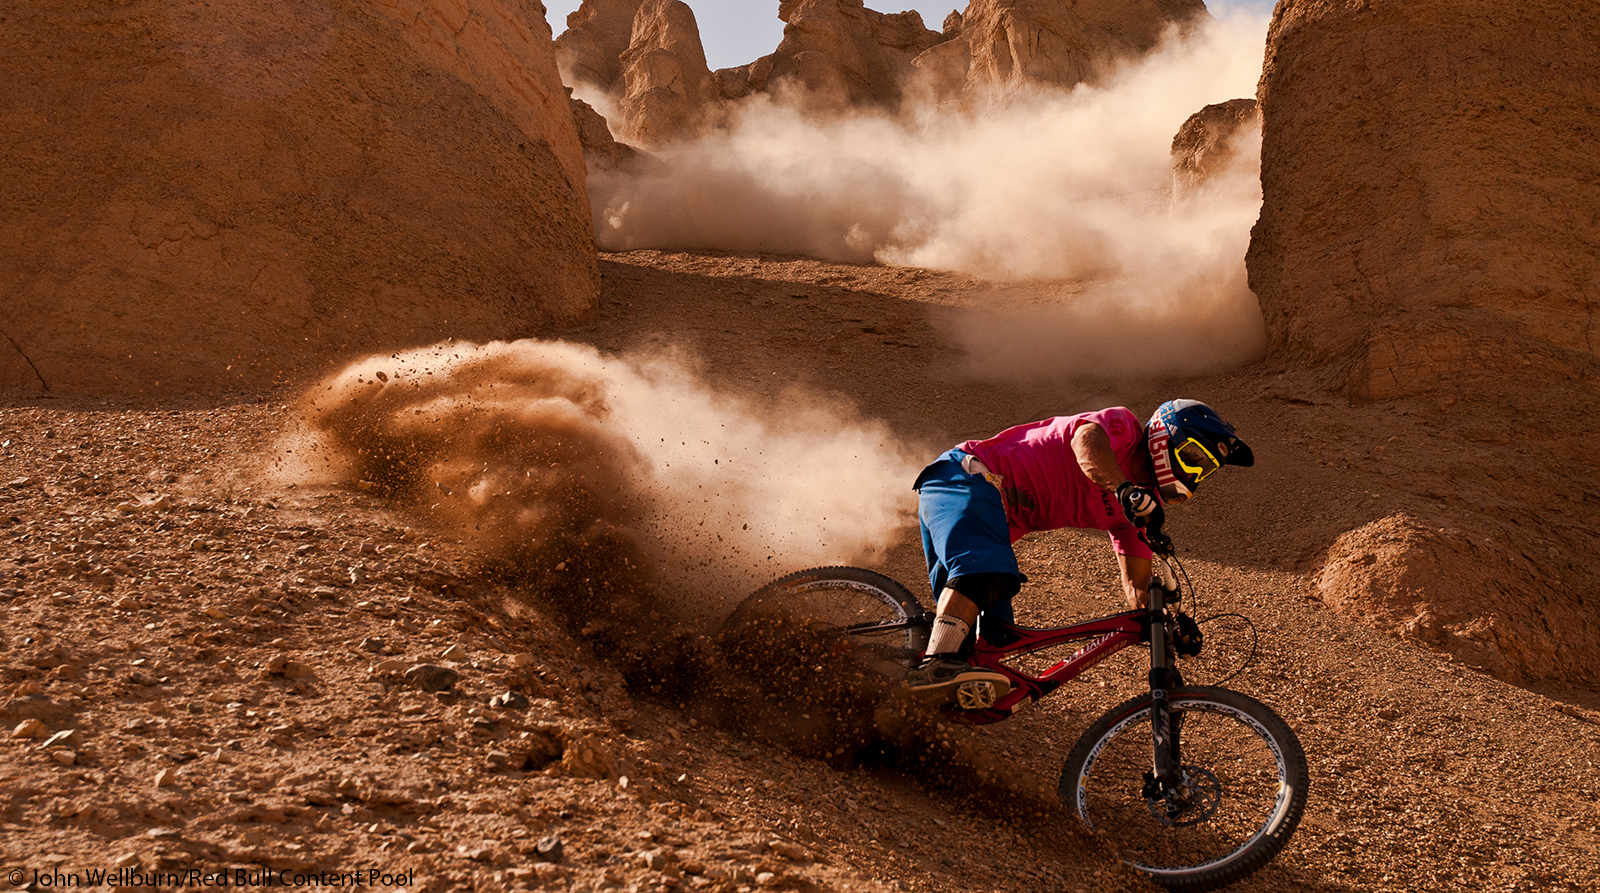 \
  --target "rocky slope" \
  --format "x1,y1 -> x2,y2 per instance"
1170,98 -> 1260,200
4,249 -> 1599,893
6,3 -> 1600,891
